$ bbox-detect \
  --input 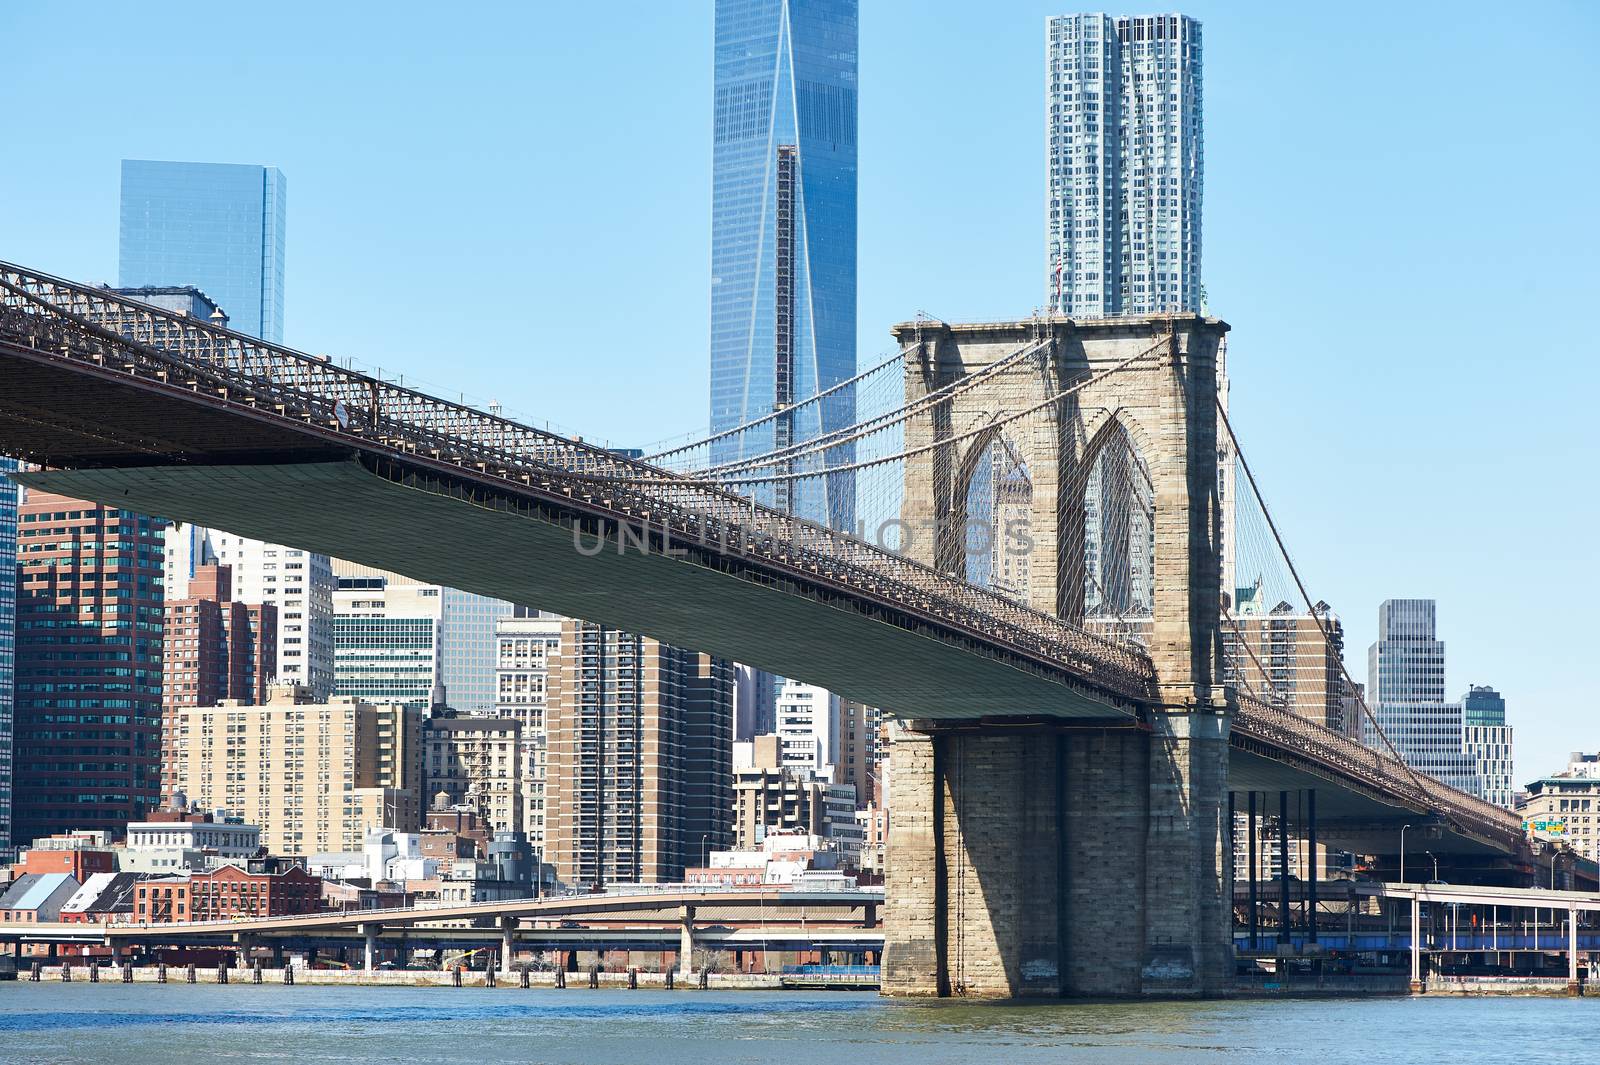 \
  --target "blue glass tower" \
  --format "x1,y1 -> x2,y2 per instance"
119,160 -> 287,342
0,457 -> 17,853
711,0 -> 857,531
